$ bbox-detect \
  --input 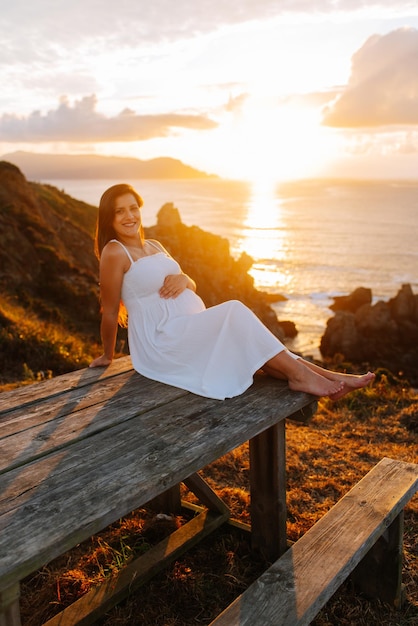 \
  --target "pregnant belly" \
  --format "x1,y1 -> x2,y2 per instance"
172,288 -> 206,315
